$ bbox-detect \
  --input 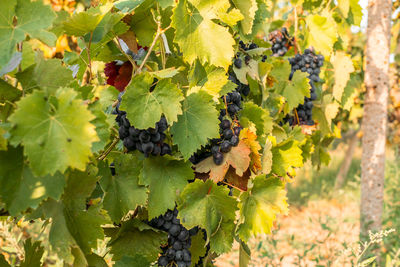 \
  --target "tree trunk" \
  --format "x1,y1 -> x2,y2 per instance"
360,0 -> 391,235
335,131 -> 358,189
